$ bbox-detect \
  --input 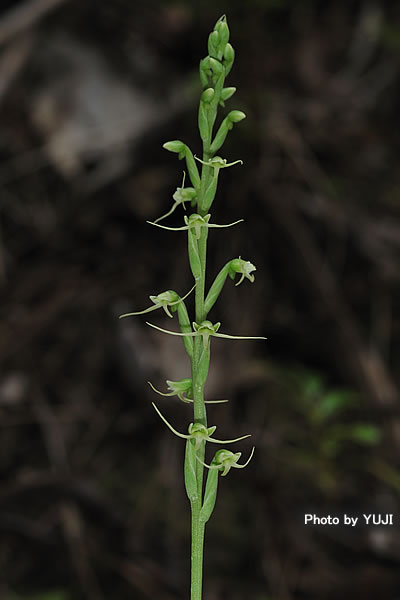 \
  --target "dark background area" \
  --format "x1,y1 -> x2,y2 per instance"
1,0 -> 400,598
